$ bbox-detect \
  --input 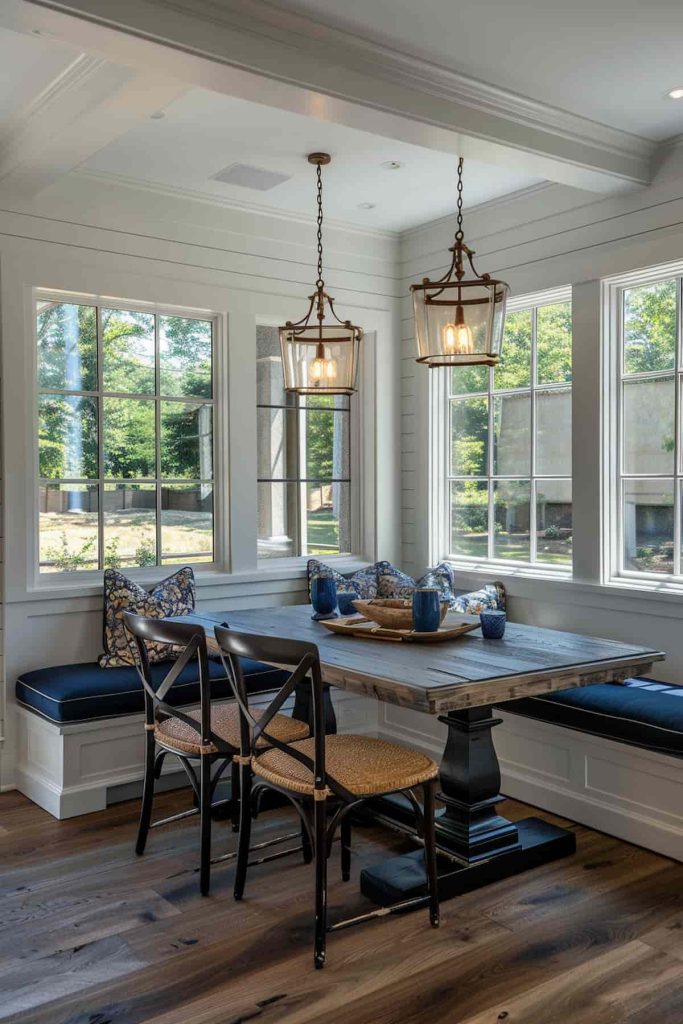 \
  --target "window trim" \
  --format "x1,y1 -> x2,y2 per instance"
255,321 -> 362,566
33,288 -> 223,583
435,285 -> 573,576
604,263 -> 683,588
